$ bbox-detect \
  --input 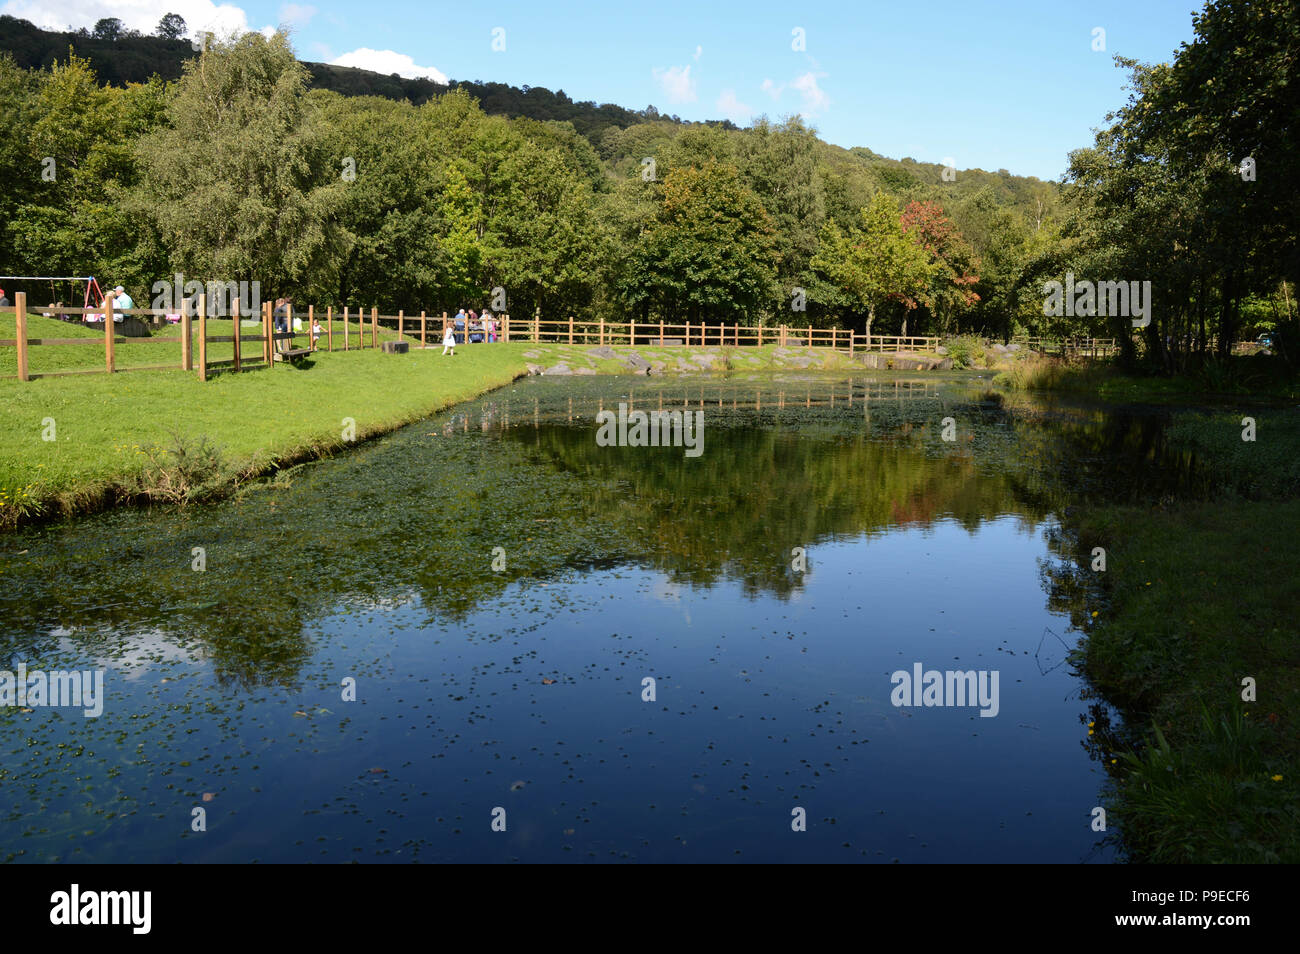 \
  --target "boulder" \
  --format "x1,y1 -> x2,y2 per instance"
543,363 -> 572,375
589,346 -> 618,360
